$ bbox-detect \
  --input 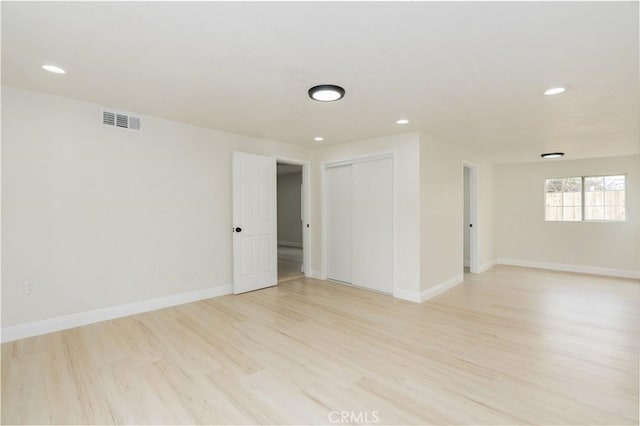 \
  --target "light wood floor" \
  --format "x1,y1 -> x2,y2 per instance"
2,266 -> 639,424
